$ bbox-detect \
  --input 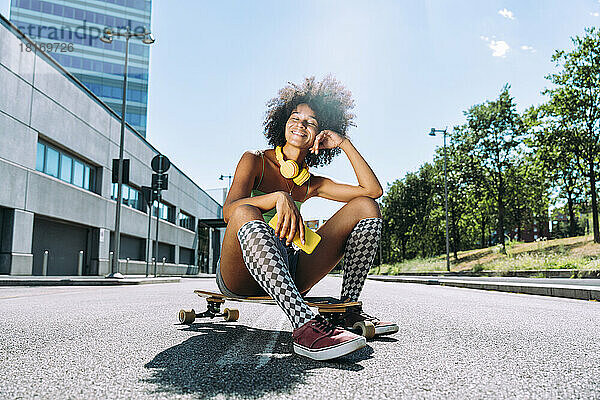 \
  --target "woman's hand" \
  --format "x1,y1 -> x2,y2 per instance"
310,130 -> 346,155
273,191 -> 305,246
